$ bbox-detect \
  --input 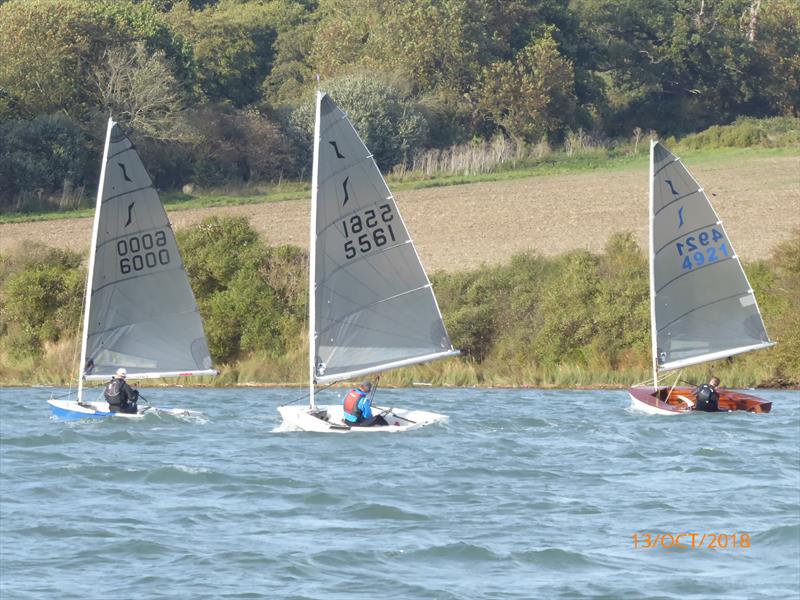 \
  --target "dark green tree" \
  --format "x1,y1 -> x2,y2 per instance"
0,115 -> 90,210
0,0 -> 191,120
476,29 -> 577,142
167,0 -> 286,107
749,0 -> 800,117
290,73 -> 429,170
575,0 -> 784,133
